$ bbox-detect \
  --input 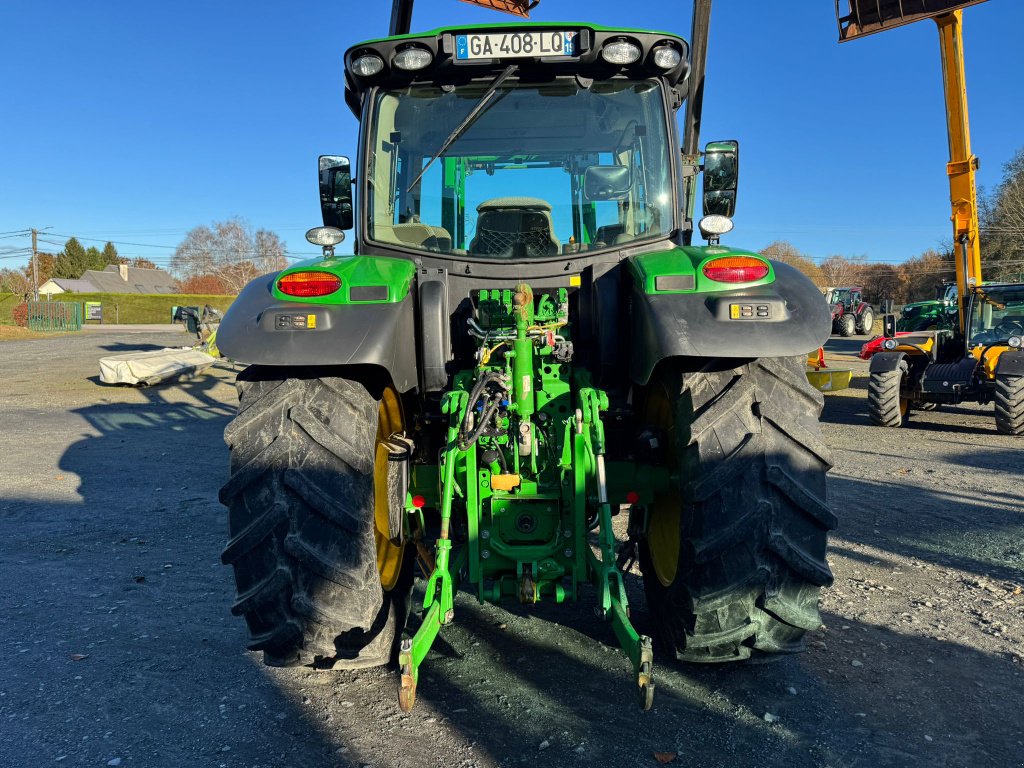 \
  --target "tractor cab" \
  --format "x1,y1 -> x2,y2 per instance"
334,24 -> 705,260
966,283 -> 1024,362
